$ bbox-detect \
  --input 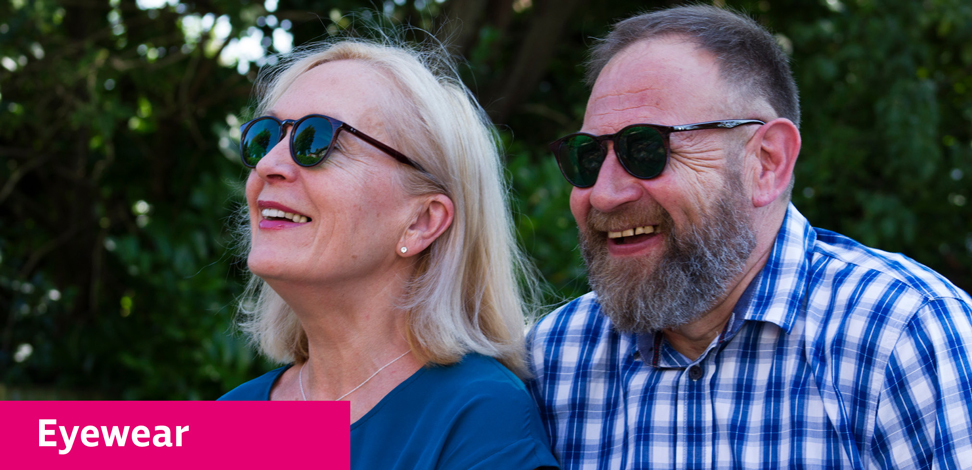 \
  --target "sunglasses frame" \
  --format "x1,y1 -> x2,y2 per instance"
239,114 -> 426,172
549,119 -> 765,188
